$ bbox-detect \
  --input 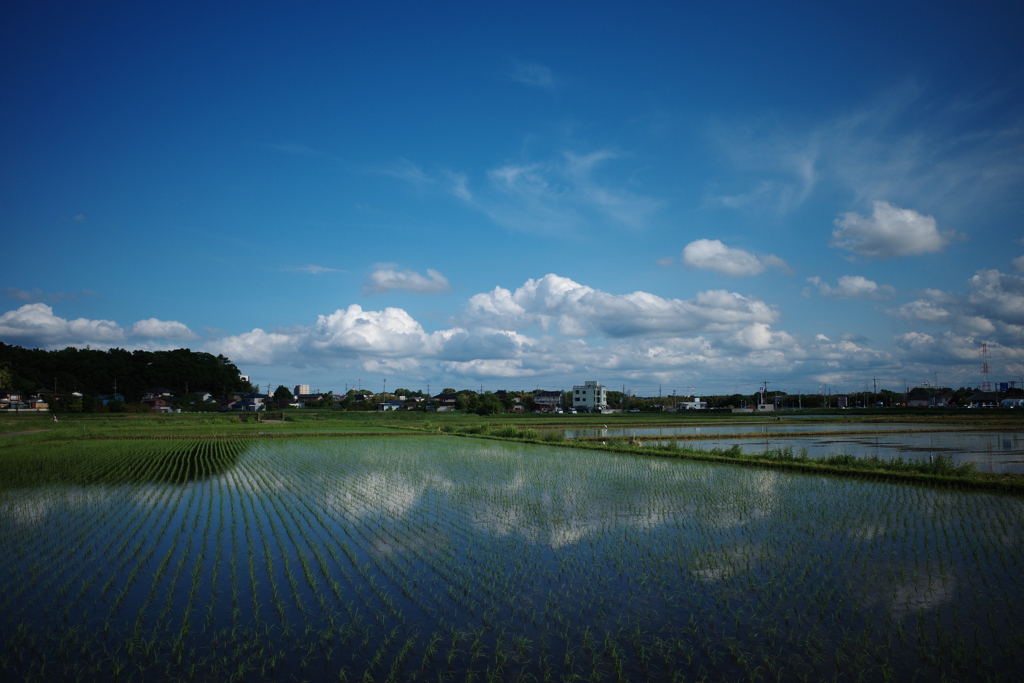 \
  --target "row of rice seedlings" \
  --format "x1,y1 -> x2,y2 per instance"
3,439 -> 193,680
245,442 -> 411,678
286,443 -> 489,632
5,434 -> 1024,680
0,438 -> 158,599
